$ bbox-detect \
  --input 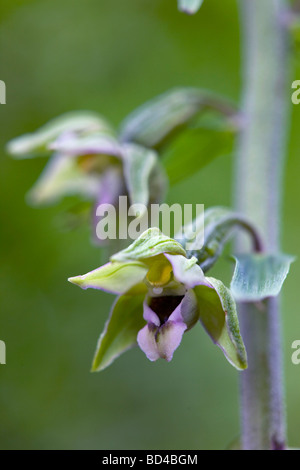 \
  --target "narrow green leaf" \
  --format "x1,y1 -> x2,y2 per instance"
122,144 -> 159,208
178,0 -> 204,15
68,261 -> 148,295
230,253 -> 295,302
92,294 -> 145,372
111,228 -> 186,262
162,127 -> 233,185
119,88 -> 207,148
194,278 -> 247,370
7,111 -> 114,158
